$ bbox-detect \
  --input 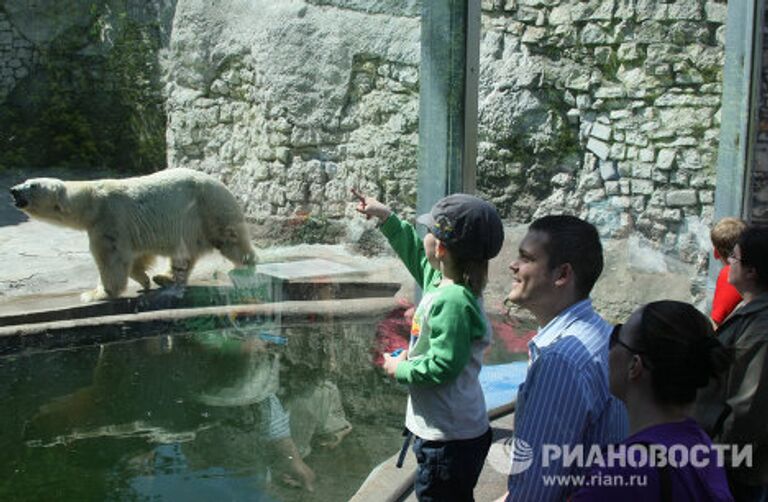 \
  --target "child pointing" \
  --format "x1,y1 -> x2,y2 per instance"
353,189 -> 504,501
